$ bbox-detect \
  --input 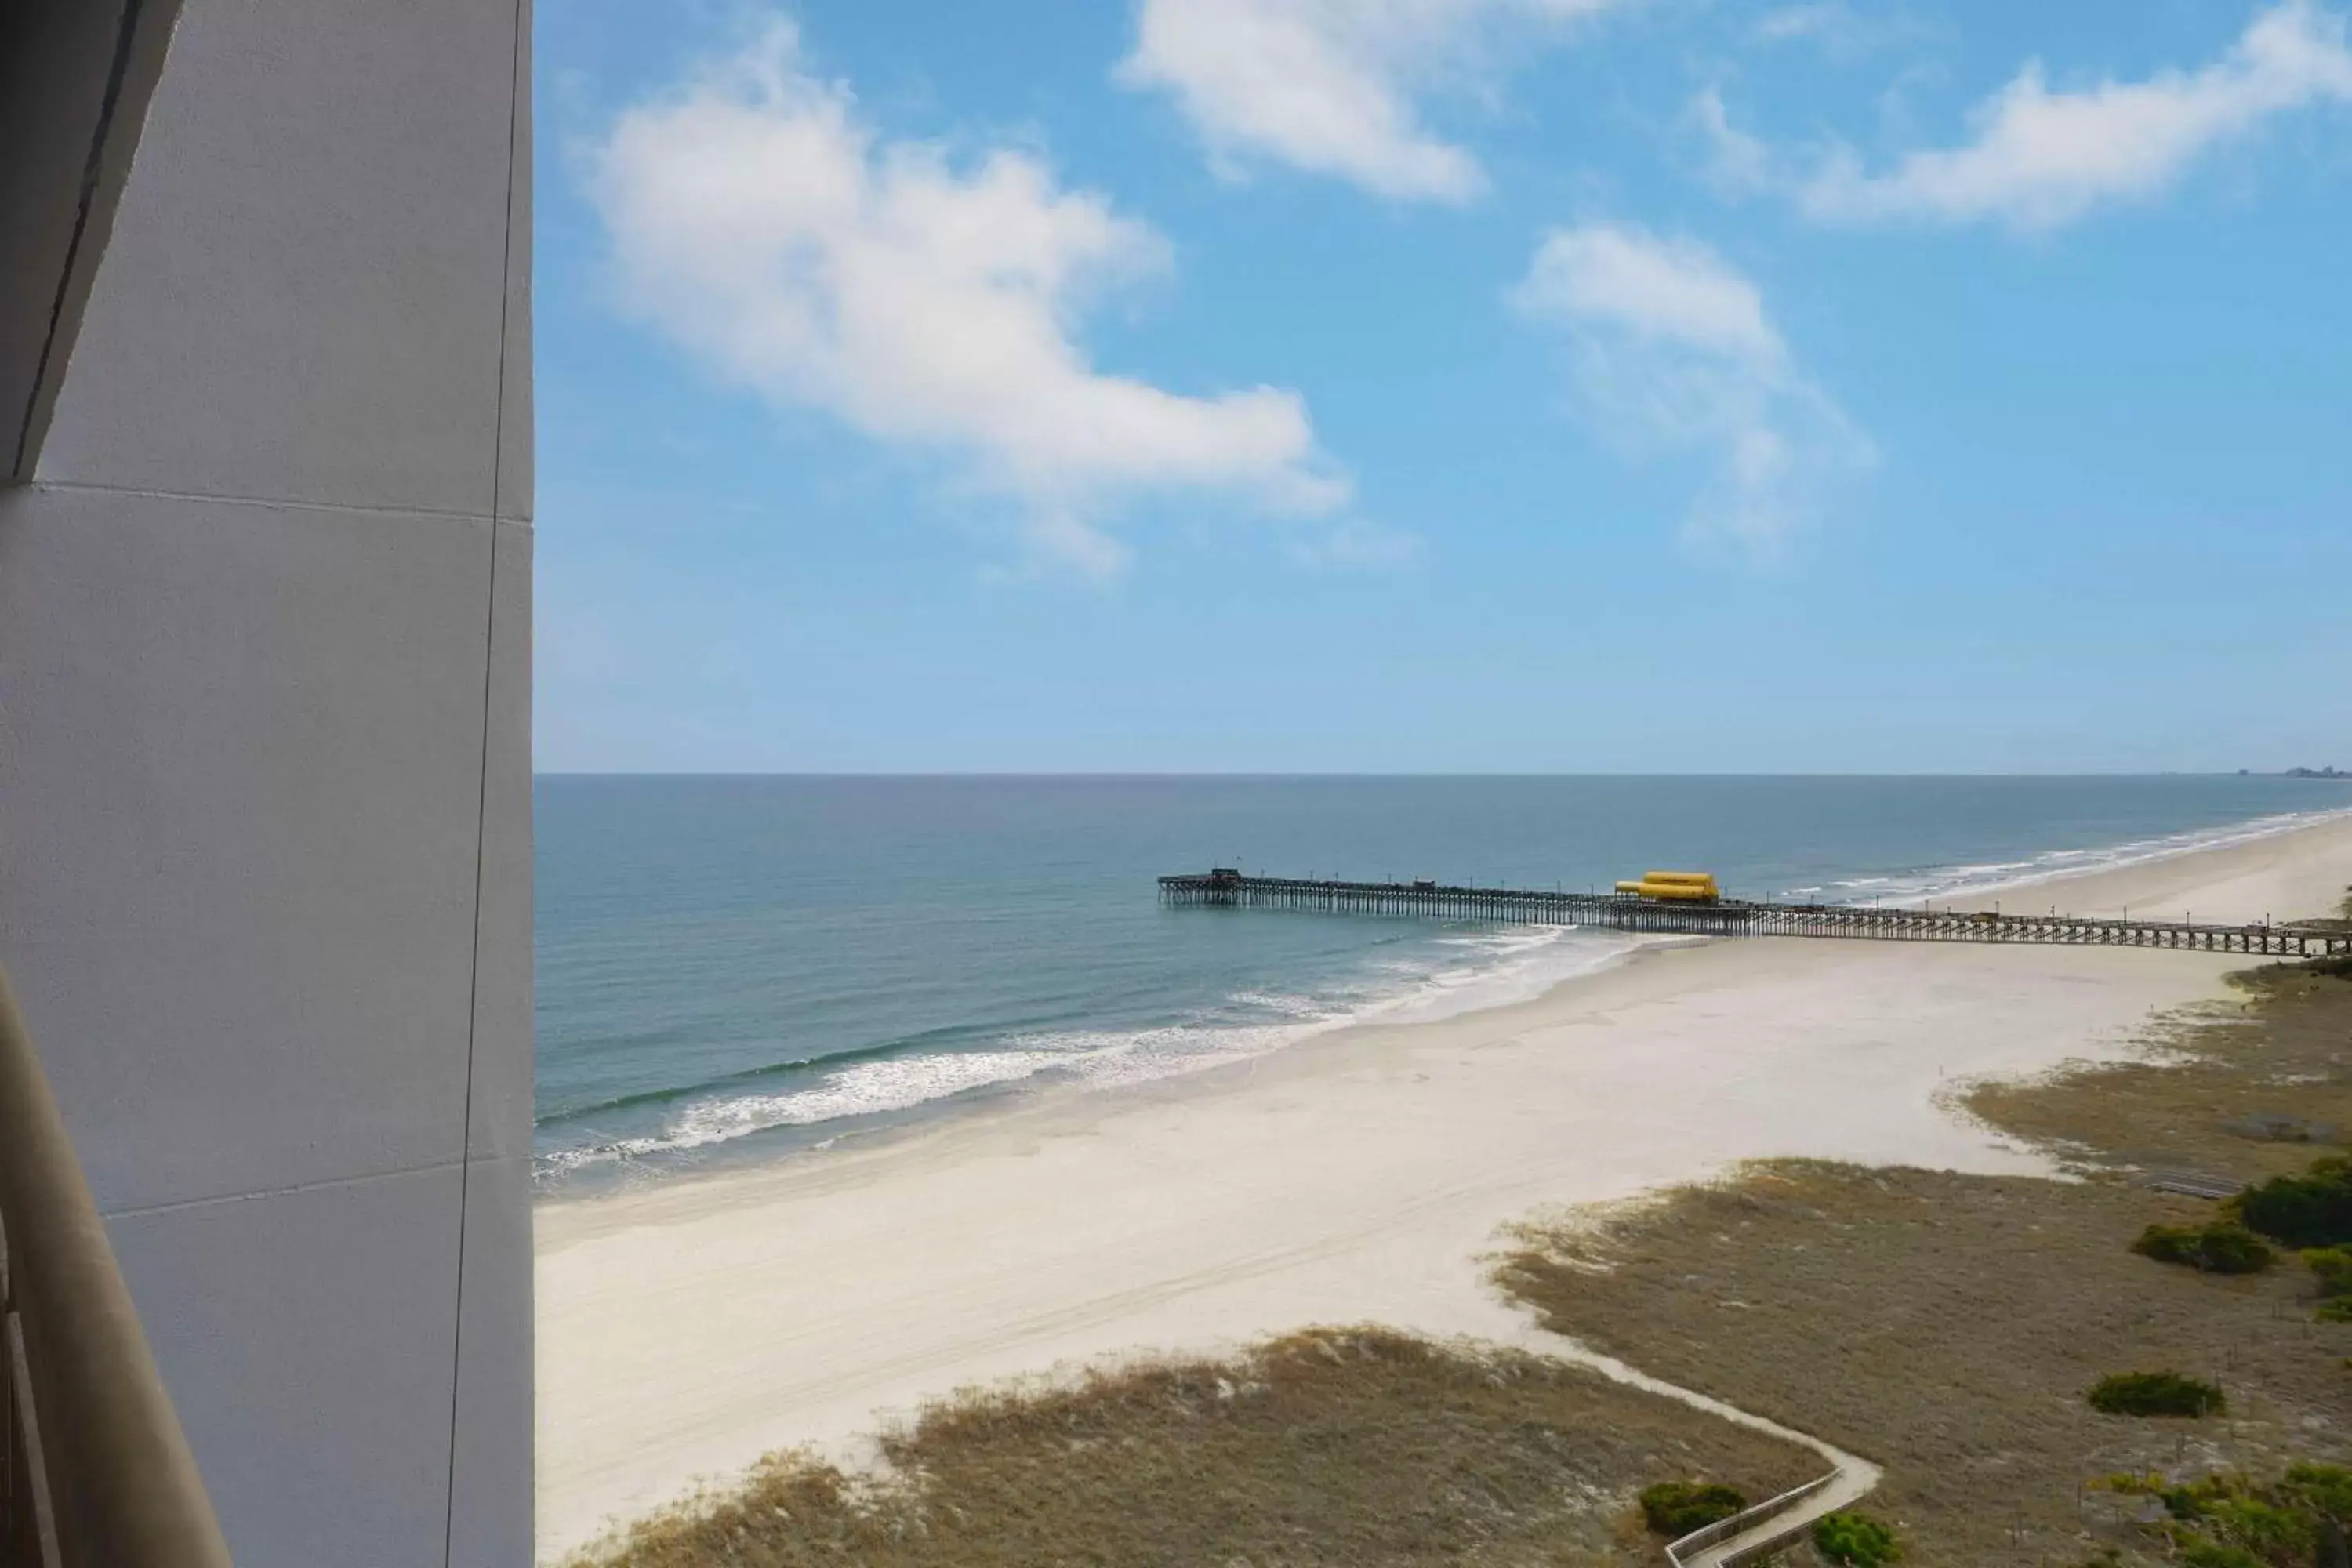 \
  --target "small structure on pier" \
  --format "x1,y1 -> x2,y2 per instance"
1614,871 -> 1722,903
